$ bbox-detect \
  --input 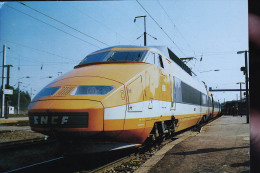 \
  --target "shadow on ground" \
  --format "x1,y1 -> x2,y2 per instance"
171,146 -> 249,156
